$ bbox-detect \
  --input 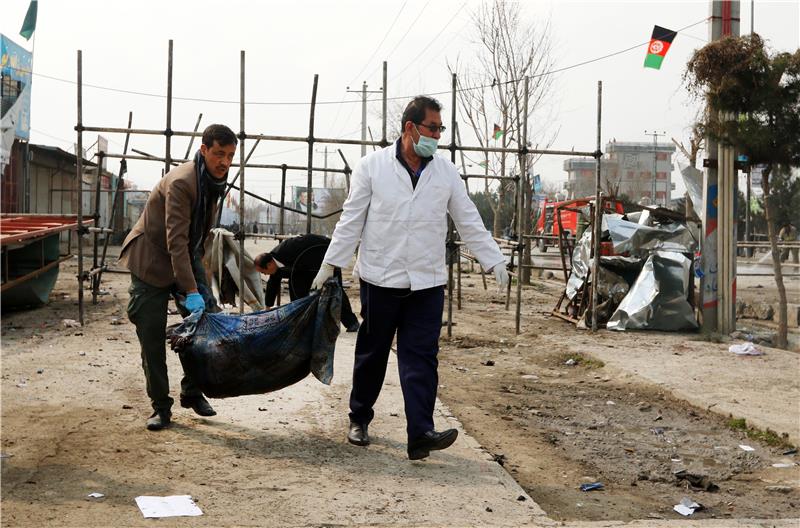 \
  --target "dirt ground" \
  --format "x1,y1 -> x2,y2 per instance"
1,245 -> 798,526
437,270 -> 799,523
